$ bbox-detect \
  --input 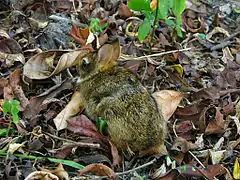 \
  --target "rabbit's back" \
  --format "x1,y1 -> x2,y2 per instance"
79,67 -> 165,154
